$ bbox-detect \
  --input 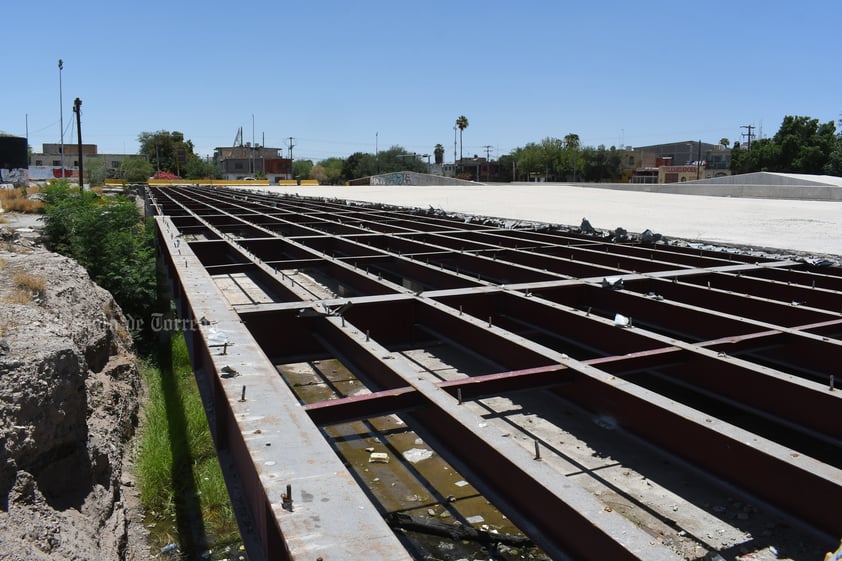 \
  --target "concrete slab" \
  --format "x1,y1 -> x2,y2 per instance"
235,184 -> 842,258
